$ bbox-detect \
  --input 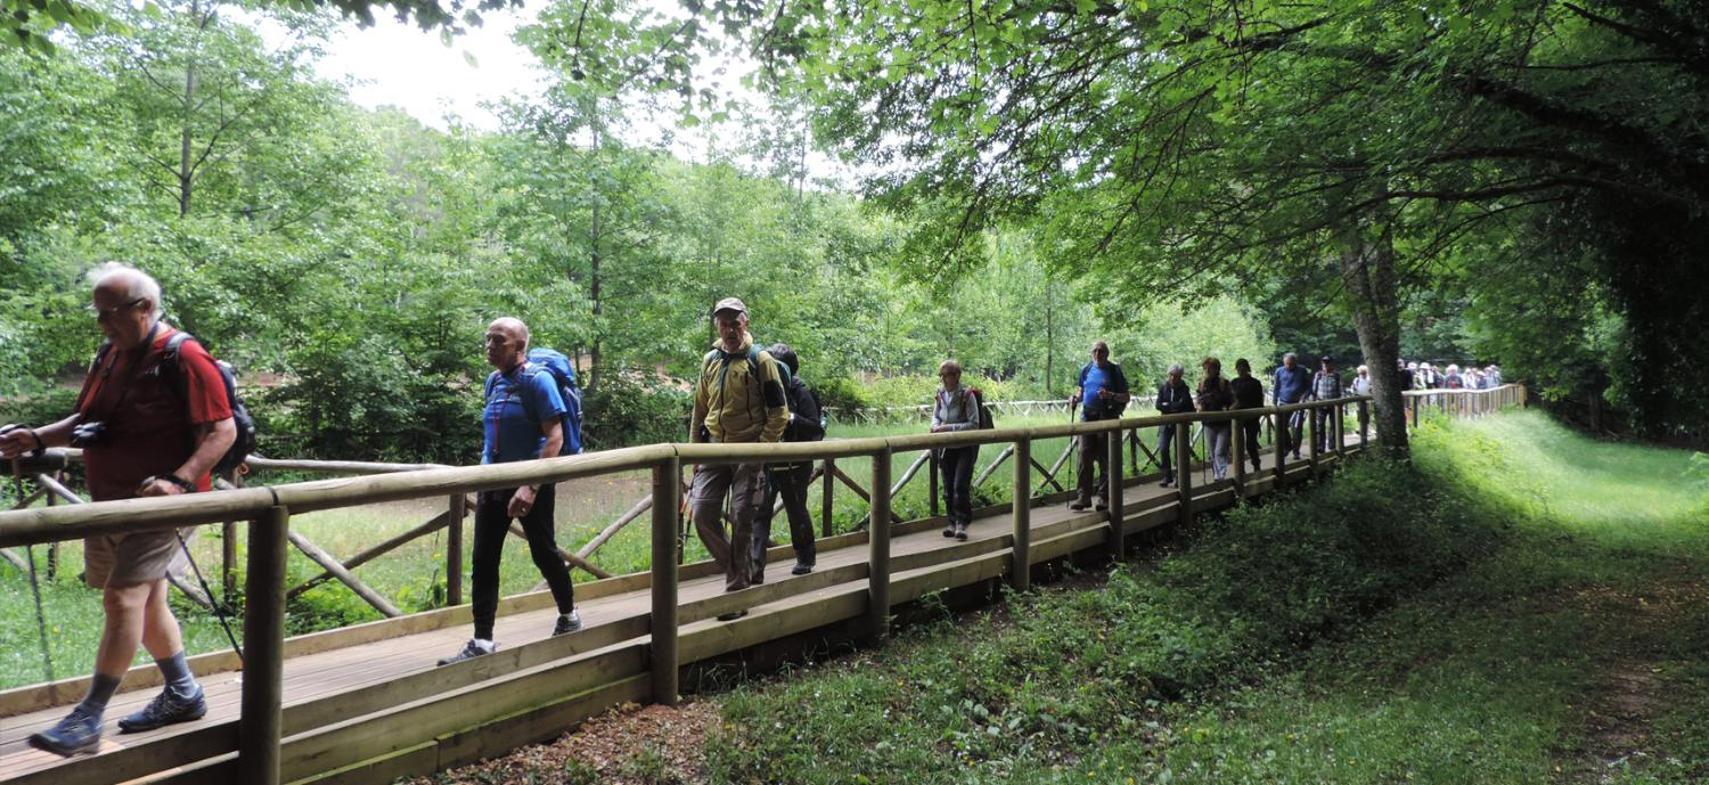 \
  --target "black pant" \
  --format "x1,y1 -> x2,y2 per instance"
938,446 -> 978,526
1076,428 -> 1110,501
471,485 -> 574,641
1157,423 -> 1179,476
1278,407 -> 1305,457
753,462 -> 815,578
1239,416 -> 1263,468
